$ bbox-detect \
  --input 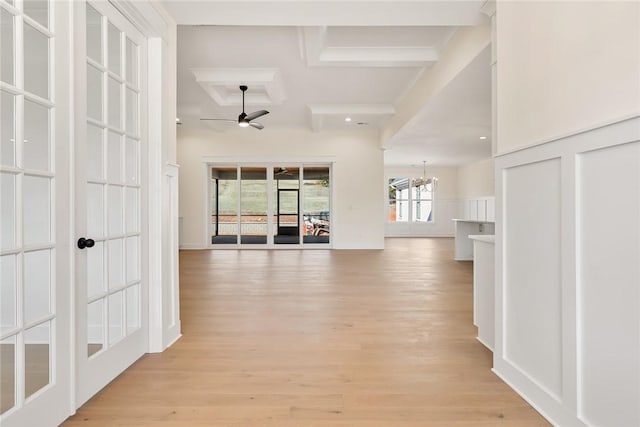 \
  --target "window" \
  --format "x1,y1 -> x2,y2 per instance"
388,177 -> 435,223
